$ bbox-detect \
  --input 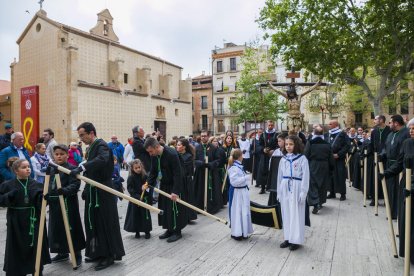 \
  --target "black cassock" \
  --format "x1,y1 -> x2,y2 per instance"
267,150 -> 282,206
147,146 -> 188,232
325,131 -> 350,195
362,139 -> 374,198
250,138 -> 263,181
0,178 -> 51,275
383,127 -> 410,219
193,143 -> 223,214
385,138 -> 414,262
124,174 -> 153,233
132,136 -> 151,172
348,137 -> 359,181
82,138 -> 125,260
257,131 -> 278,190
48,163 -> 85,253
179,152 -> 197,221
352,139 -> 364,190
305,137 -> 334,206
